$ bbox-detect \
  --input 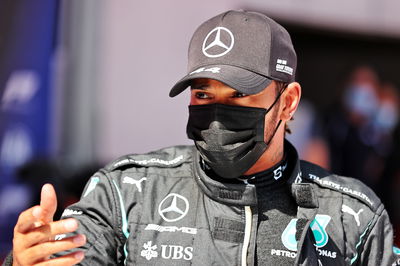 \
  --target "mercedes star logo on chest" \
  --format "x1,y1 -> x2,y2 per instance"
158,193 -> 189,222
